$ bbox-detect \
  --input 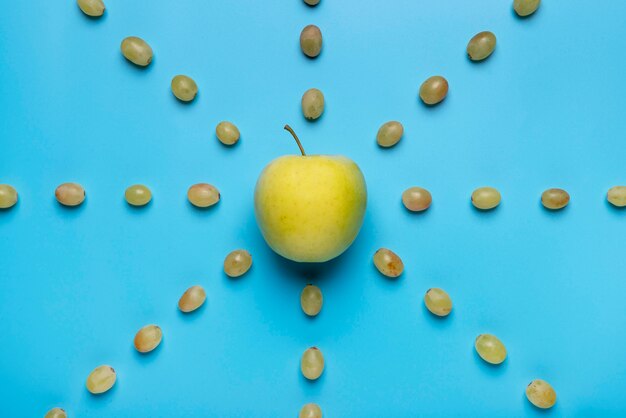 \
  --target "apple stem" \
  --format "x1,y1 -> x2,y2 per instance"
284,124 -> 306,156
